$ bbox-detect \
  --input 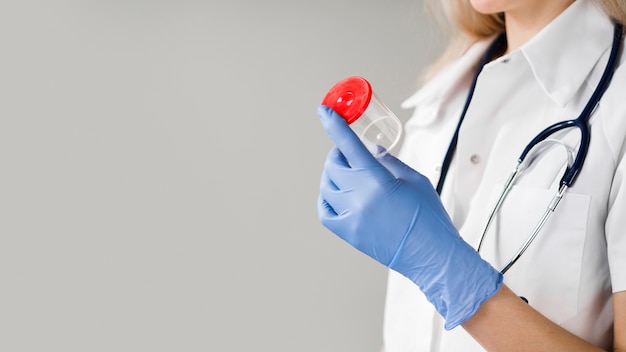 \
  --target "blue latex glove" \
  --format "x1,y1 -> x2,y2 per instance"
317,105 -> 503,330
